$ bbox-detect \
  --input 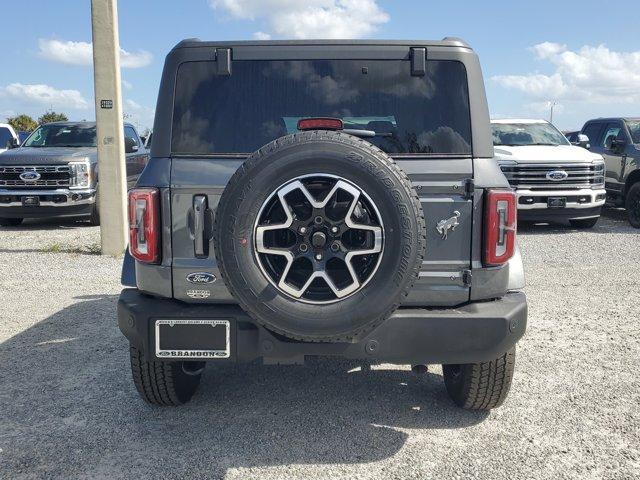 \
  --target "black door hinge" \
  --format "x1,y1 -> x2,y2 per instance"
464,178 -> 475,200
462,270 -> 472,287
216,48 -> 232,75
